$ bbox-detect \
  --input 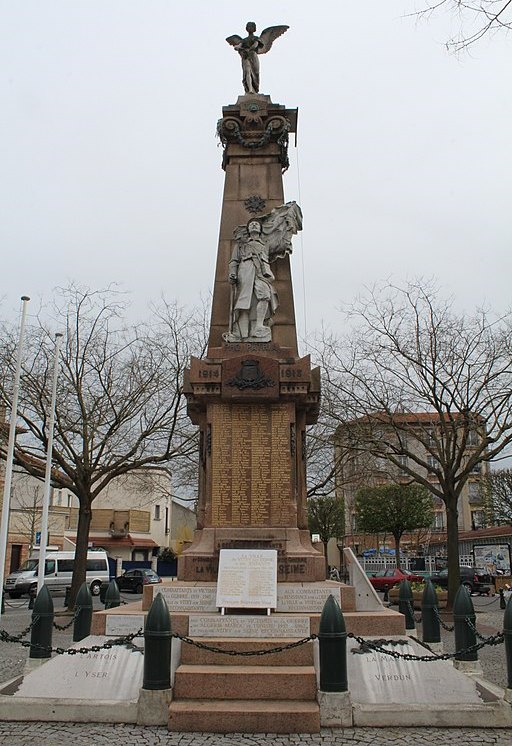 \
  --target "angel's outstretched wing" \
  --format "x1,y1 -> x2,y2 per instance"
226,34 -> 243,47
258,25 -> 289,55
